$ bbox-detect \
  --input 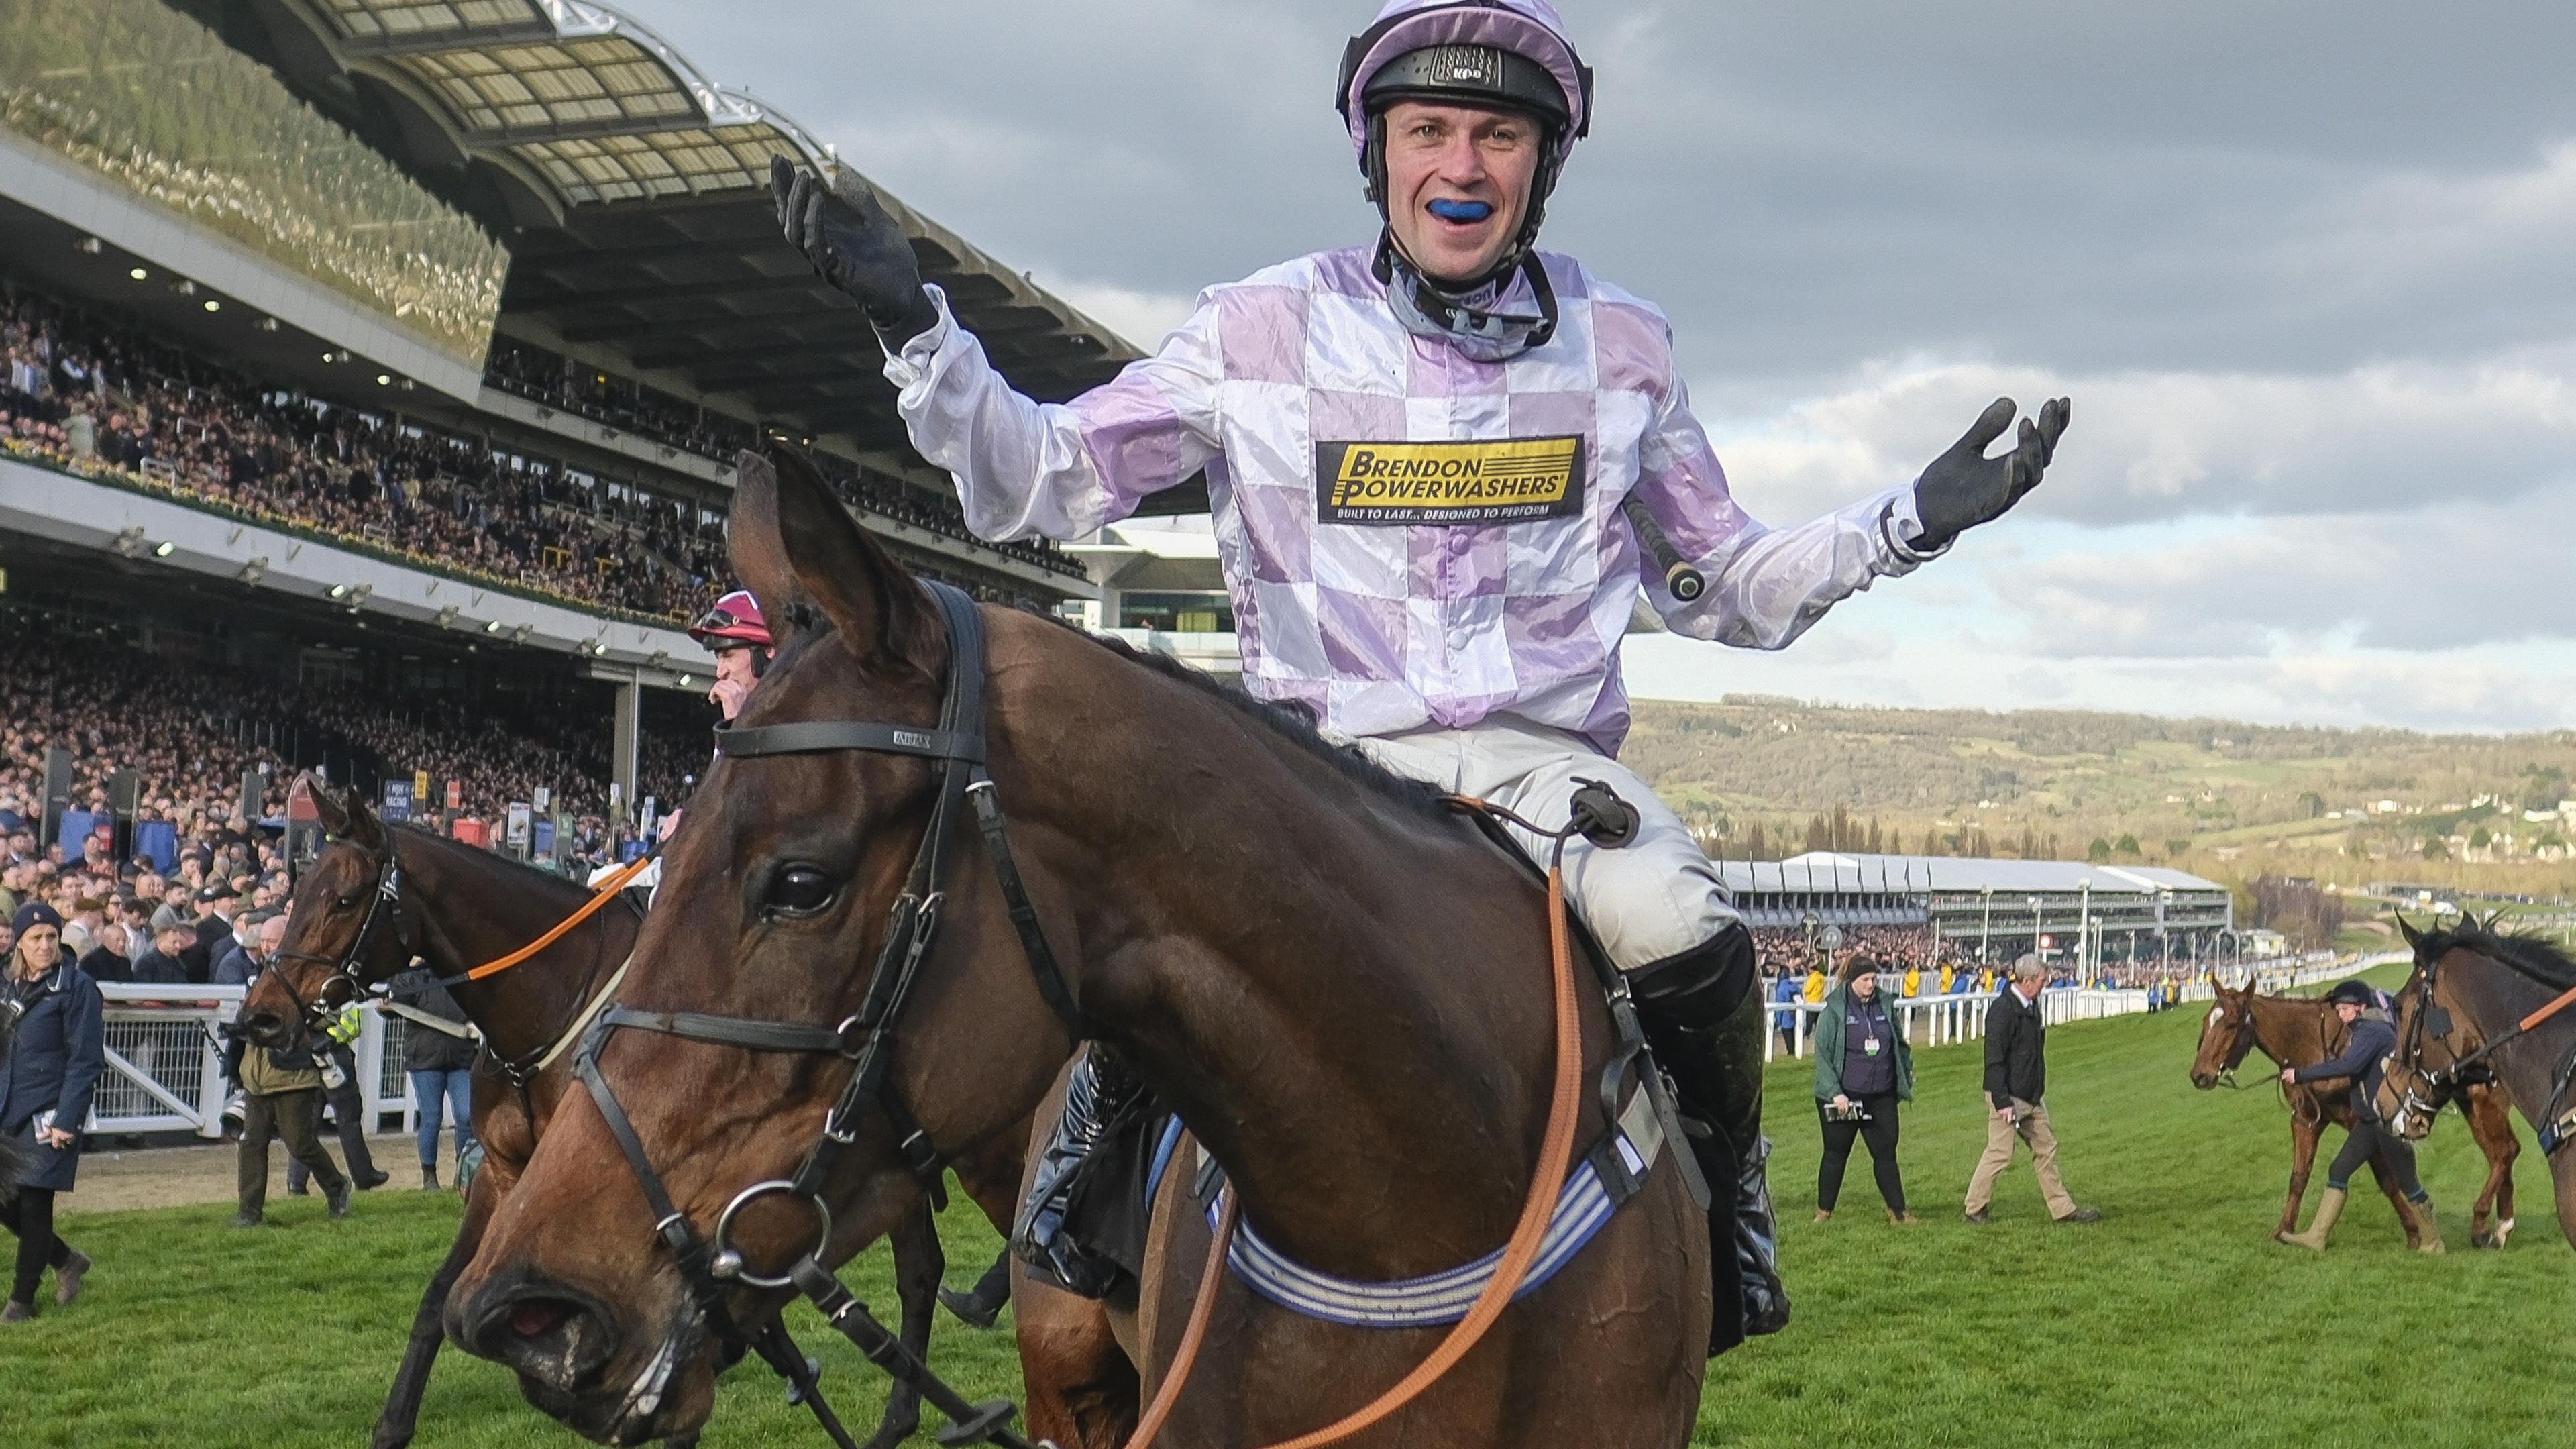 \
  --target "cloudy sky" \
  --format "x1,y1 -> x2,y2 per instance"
639,2 -> 2576,732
